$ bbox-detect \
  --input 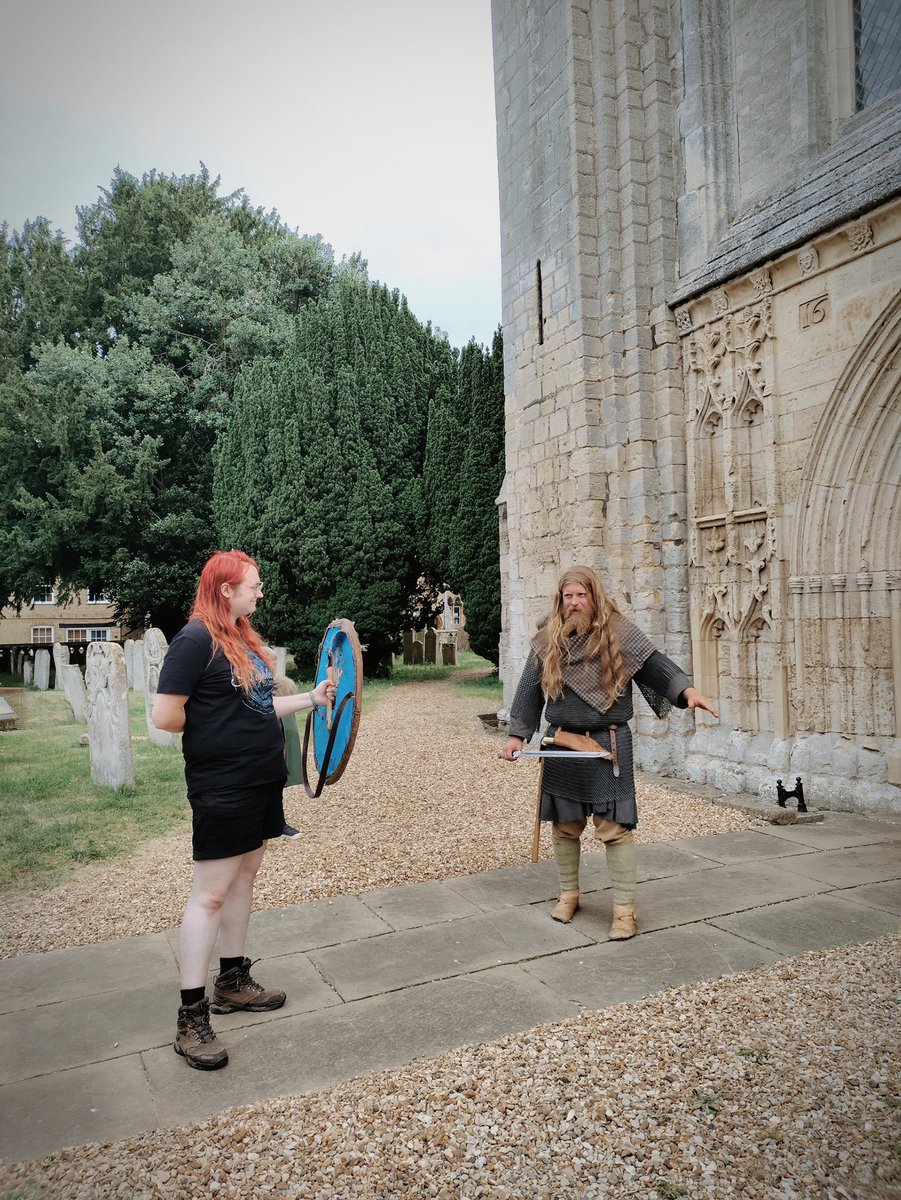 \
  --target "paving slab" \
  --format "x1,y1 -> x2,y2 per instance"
445,859 -> 559,910
308,906 -> 594,1001
522,923 -> 781,1009
0,1055 -> 158,1161
838,879 -> 901,916
618,860 -> 832,933
668,830 -> 817,864
0,933 -> 175,1015
754,813 -> 901,851
634,842 -> 722,882
776,843 -> 901,888
711,892 -> 901,955
360,880 -> 483,930
142,965 -> 581,1129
